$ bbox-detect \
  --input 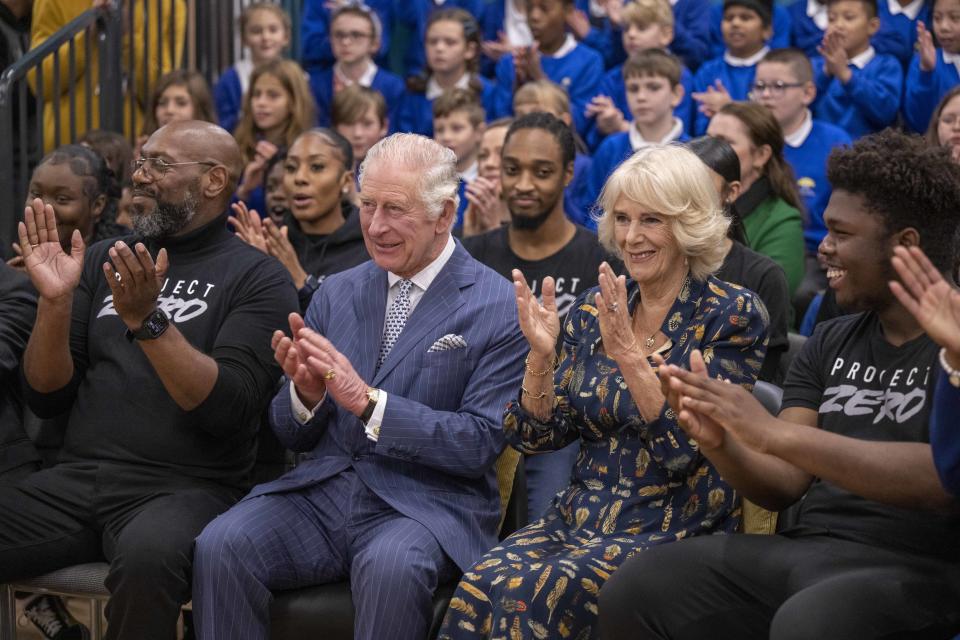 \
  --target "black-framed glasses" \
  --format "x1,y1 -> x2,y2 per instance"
748,80 -> 805,98
132,157 -> 217,178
